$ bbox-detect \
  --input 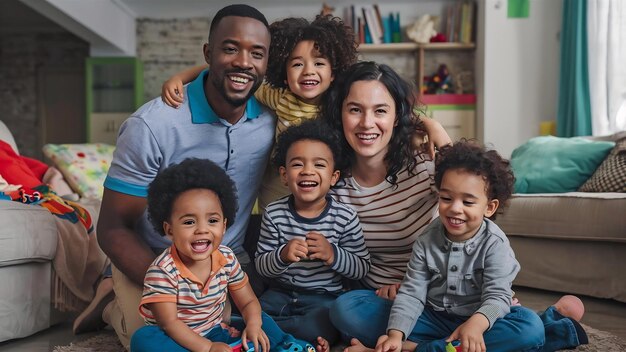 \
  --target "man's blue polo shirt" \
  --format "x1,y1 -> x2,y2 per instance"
104,70 -> 275,254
